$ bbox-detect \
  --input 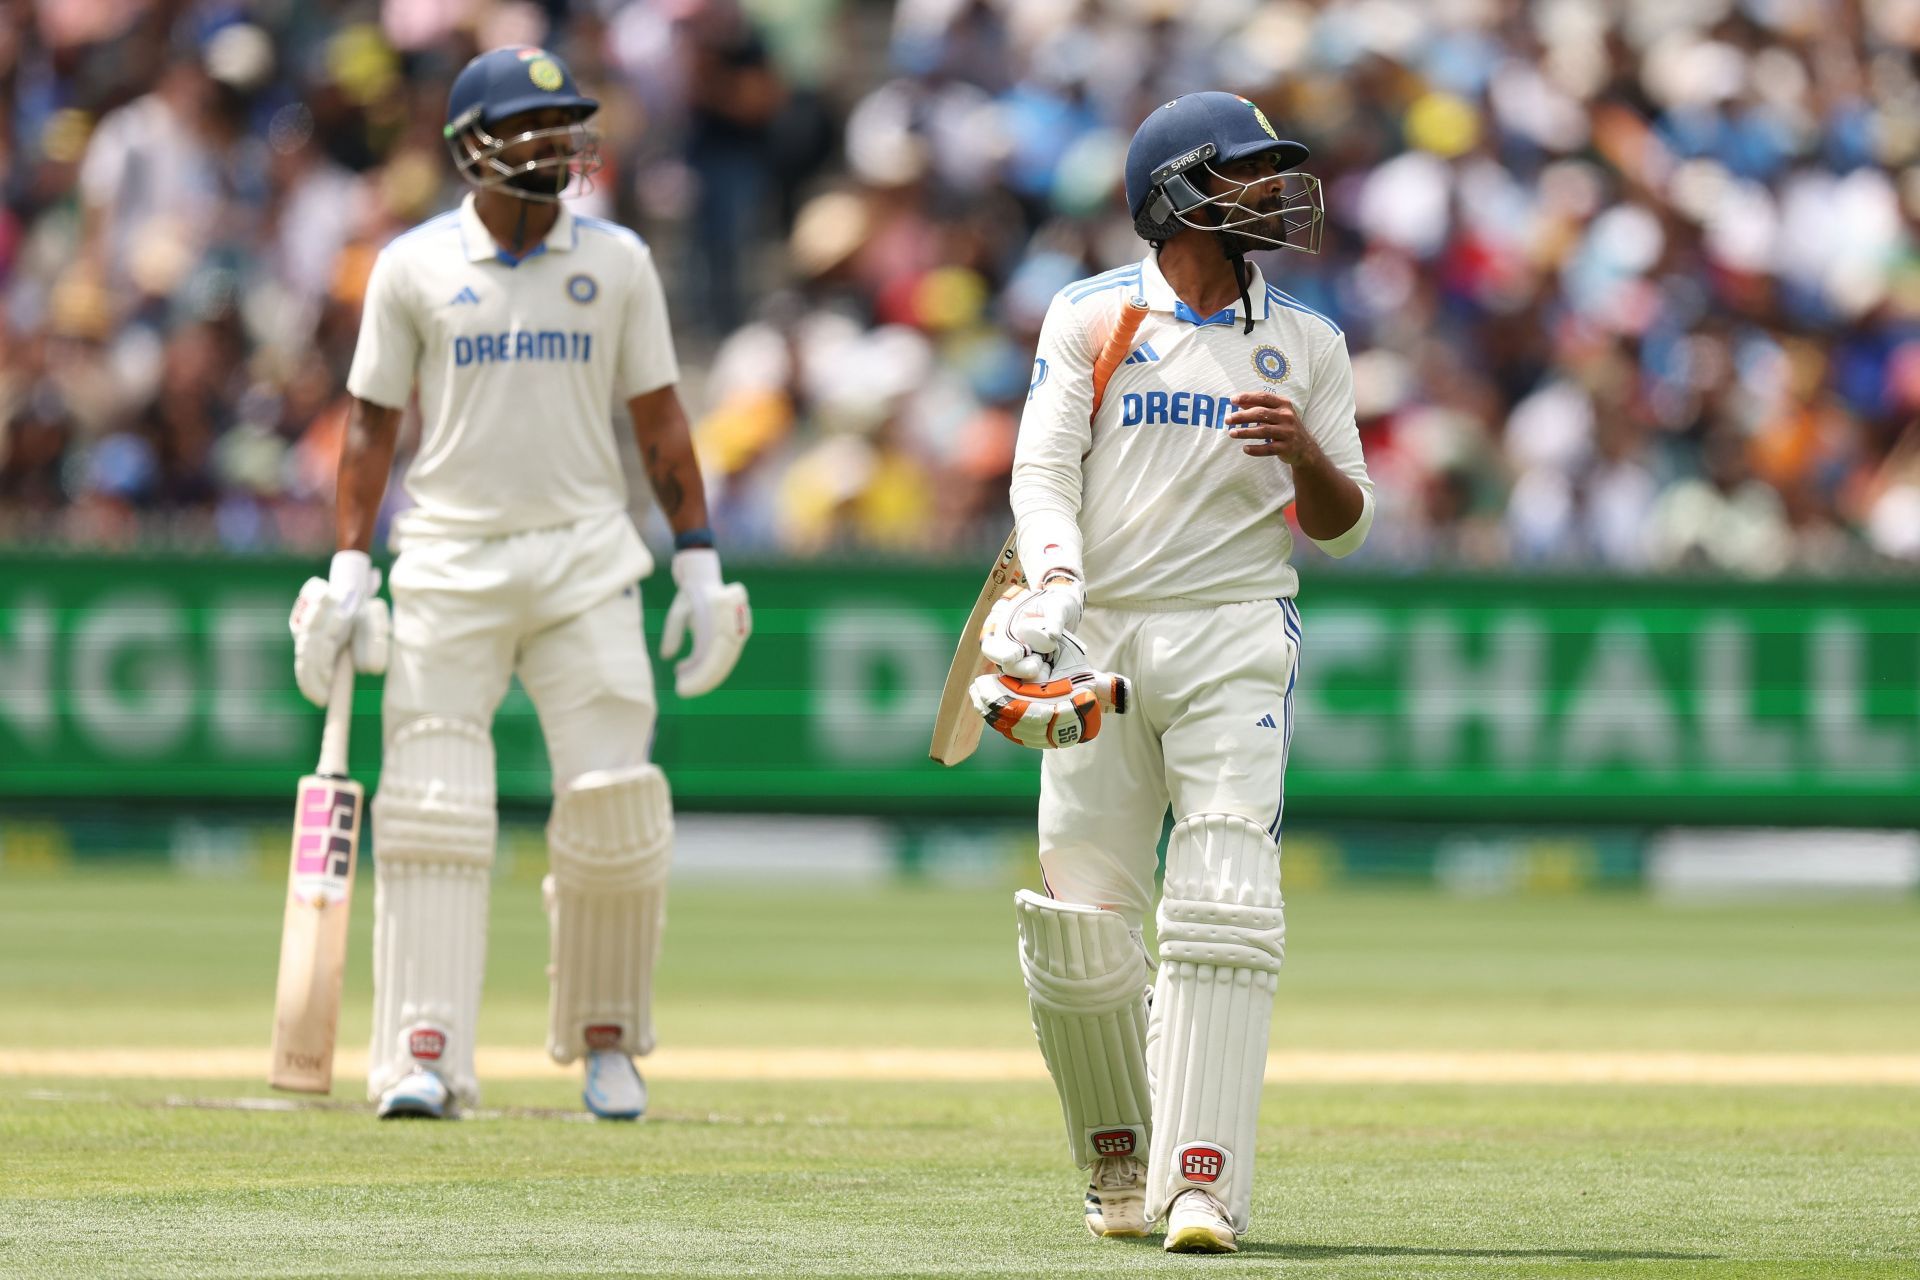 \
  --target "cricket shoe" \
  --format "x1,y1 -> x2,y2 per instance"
1084,1154 -> 1149,1237
1164,1188 -> 1237,1253
583,1049 -> 647,1120
377,1067 -> 452,1120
